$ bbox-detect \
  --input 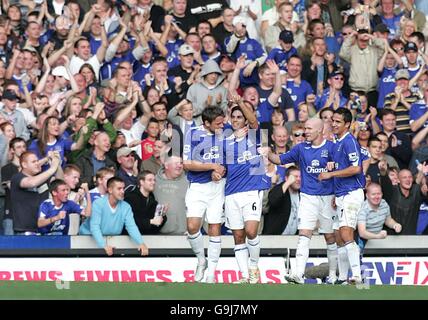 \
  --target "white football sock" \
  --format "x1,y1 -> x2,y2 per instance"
295,235 -> 310,278
247,236 -> 260,268
206,236 -> 221,278
326,242 -> 338,280
338,246 -> 350,280
345,241 -> 361,278
234,243 -> 249,279
187,232 -> 206,264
